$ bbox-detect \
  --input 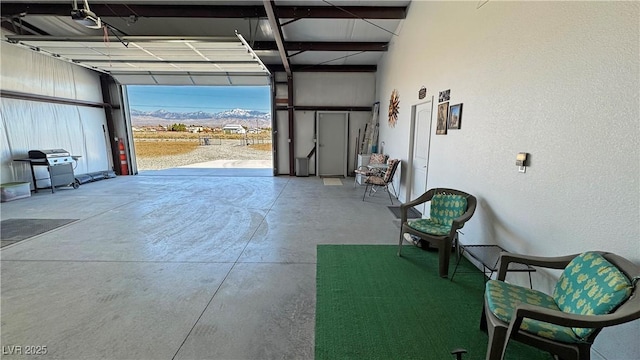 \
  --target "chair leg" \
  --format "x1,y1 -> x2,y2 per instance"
398,228 -> 405,256
485,322 -> 508,360
387,185 -> 394,204
389,182 -> 397,198
438,240 -> 452,278
362,184 -> 368,201
480,304 -> 488,331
